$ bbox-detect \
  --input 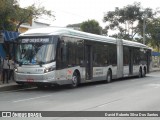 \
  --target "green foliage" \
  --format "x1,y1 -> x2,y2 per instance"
0,0 -> 55,31
14,3 -> 55,32
80,20 -> 102,35
14,3 -> 55,31
0,0 -> 18,30
66,23 -> 81,28
102,26 -> 108,35
145,18 -> 160,51
103,2 -> 154,40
